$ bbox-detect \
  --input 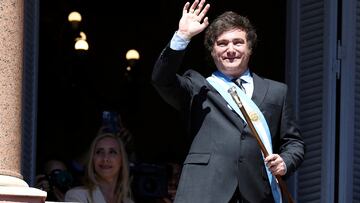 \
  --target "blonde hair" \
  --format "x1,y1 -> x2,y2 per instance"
85,132 -> 132,202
